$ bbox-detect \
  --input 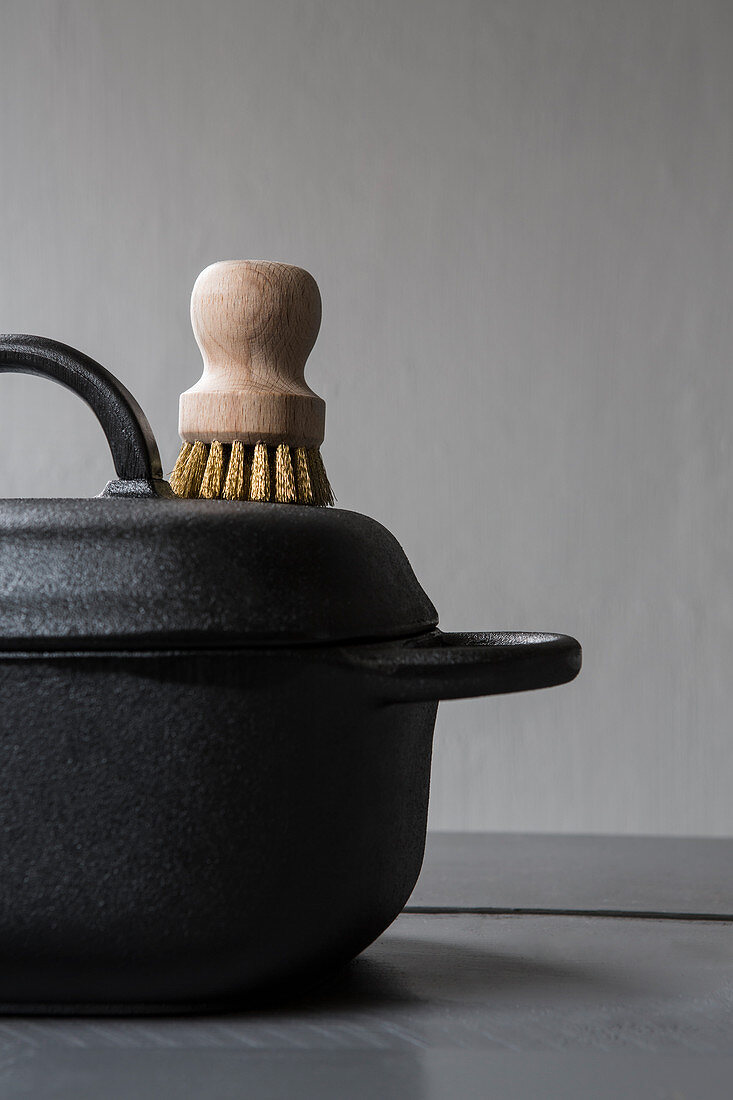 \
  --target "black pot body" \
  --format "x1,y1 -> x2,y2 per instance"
0,647 -> 436,1012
